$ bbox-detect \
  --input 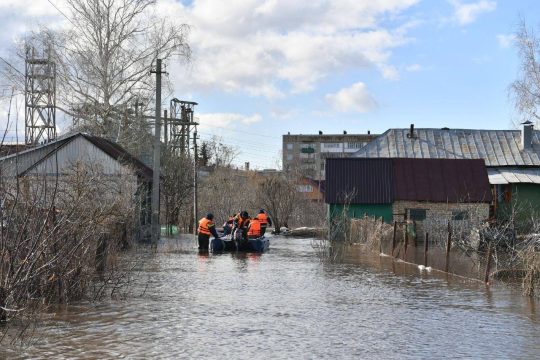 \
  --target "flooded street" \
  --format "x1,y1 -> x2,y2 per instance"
3,235 -> 540,359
